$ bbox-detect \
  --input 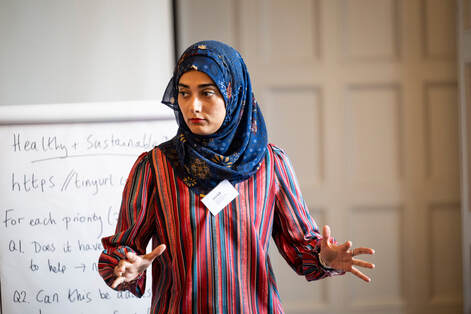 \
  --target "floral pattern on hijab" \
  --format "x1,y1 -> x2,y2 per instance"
160,40 -> 268,195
